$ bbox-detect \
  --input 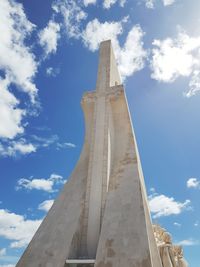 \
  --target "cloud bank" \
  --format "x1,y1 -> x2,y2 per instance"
16,173 -> 65,192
